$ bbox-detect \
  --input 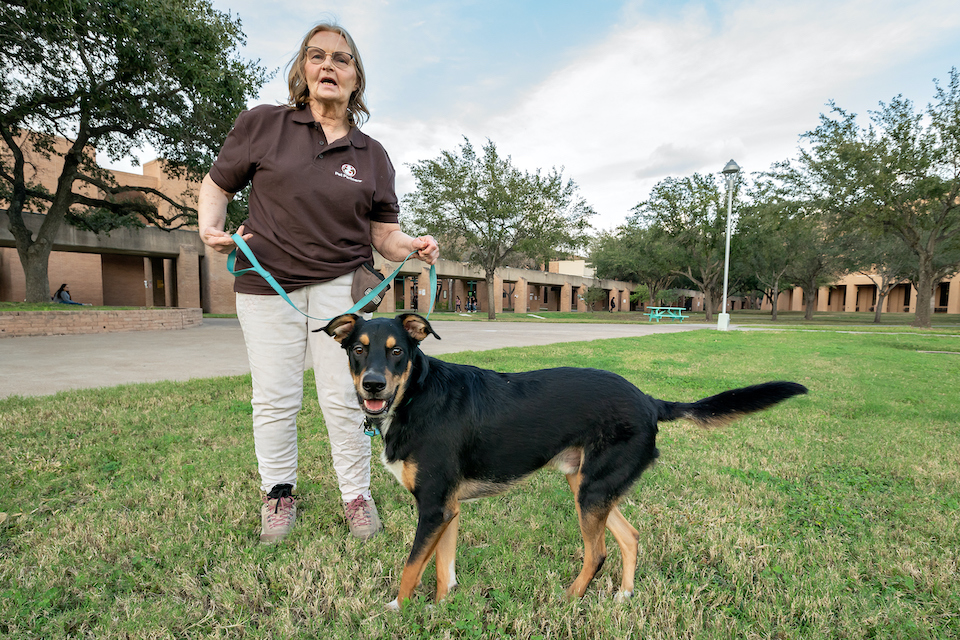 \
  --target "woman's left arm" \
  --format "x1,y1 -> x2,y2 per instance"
370,222 -> 440,265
